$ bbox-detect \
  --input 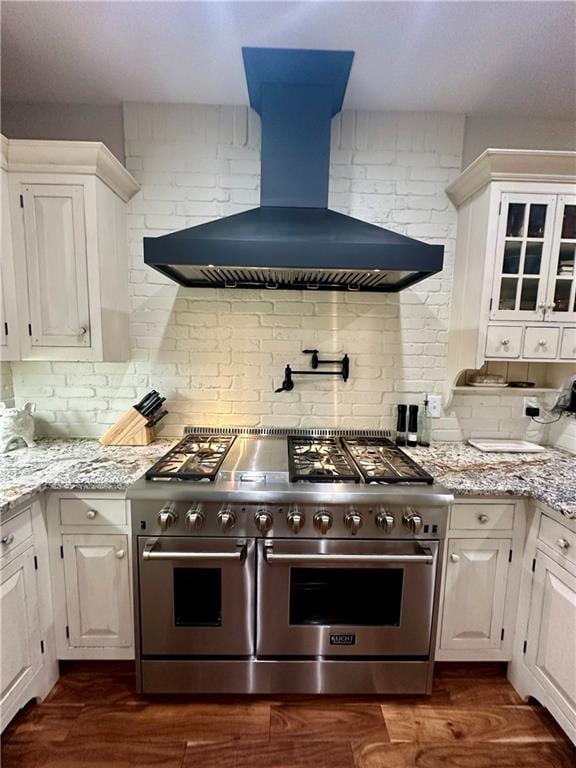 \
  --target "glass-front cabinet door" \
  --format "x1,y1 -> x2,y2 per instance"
490,194 -> 557,321
546,195 -> 576,321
